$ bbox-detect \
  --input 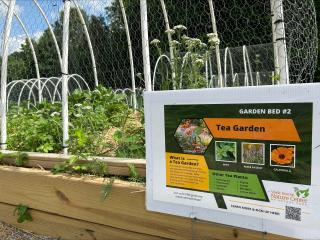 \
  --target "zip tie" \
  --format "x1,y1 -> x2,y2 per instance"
274,19 -> 284,24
